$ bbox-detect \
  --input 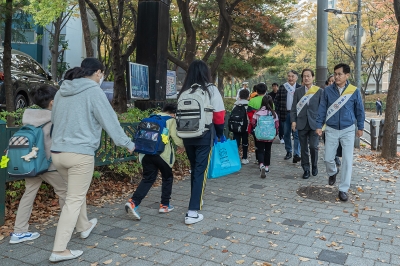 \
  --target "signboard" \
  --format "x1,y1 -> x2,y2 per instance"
166,70 -> 177,99
127,62 -> 149,99
344,24 -> 366,47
